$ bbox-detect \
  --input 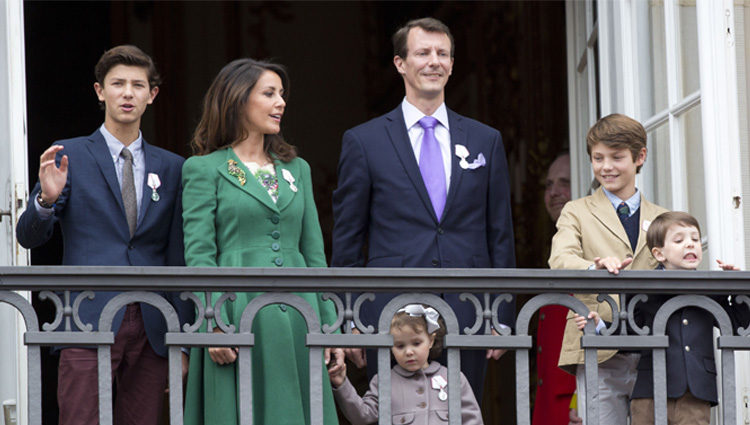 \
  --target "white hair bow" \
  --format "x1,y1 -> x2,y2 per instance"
397,304 -> 441,334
